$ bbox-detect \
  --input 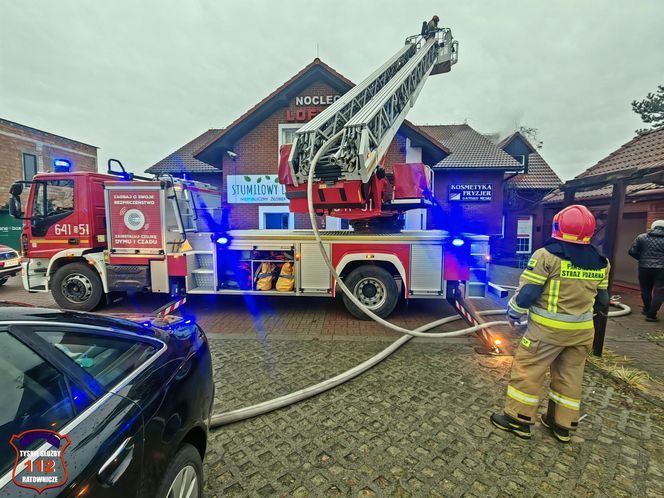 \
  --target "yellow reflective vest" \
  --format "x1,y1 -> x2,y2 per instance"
509,248 -> 609,345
